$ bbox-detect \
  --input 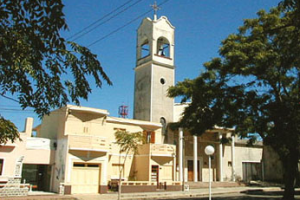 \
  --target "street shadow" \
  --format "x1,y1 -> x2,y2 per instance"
241,189 -> 300,196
